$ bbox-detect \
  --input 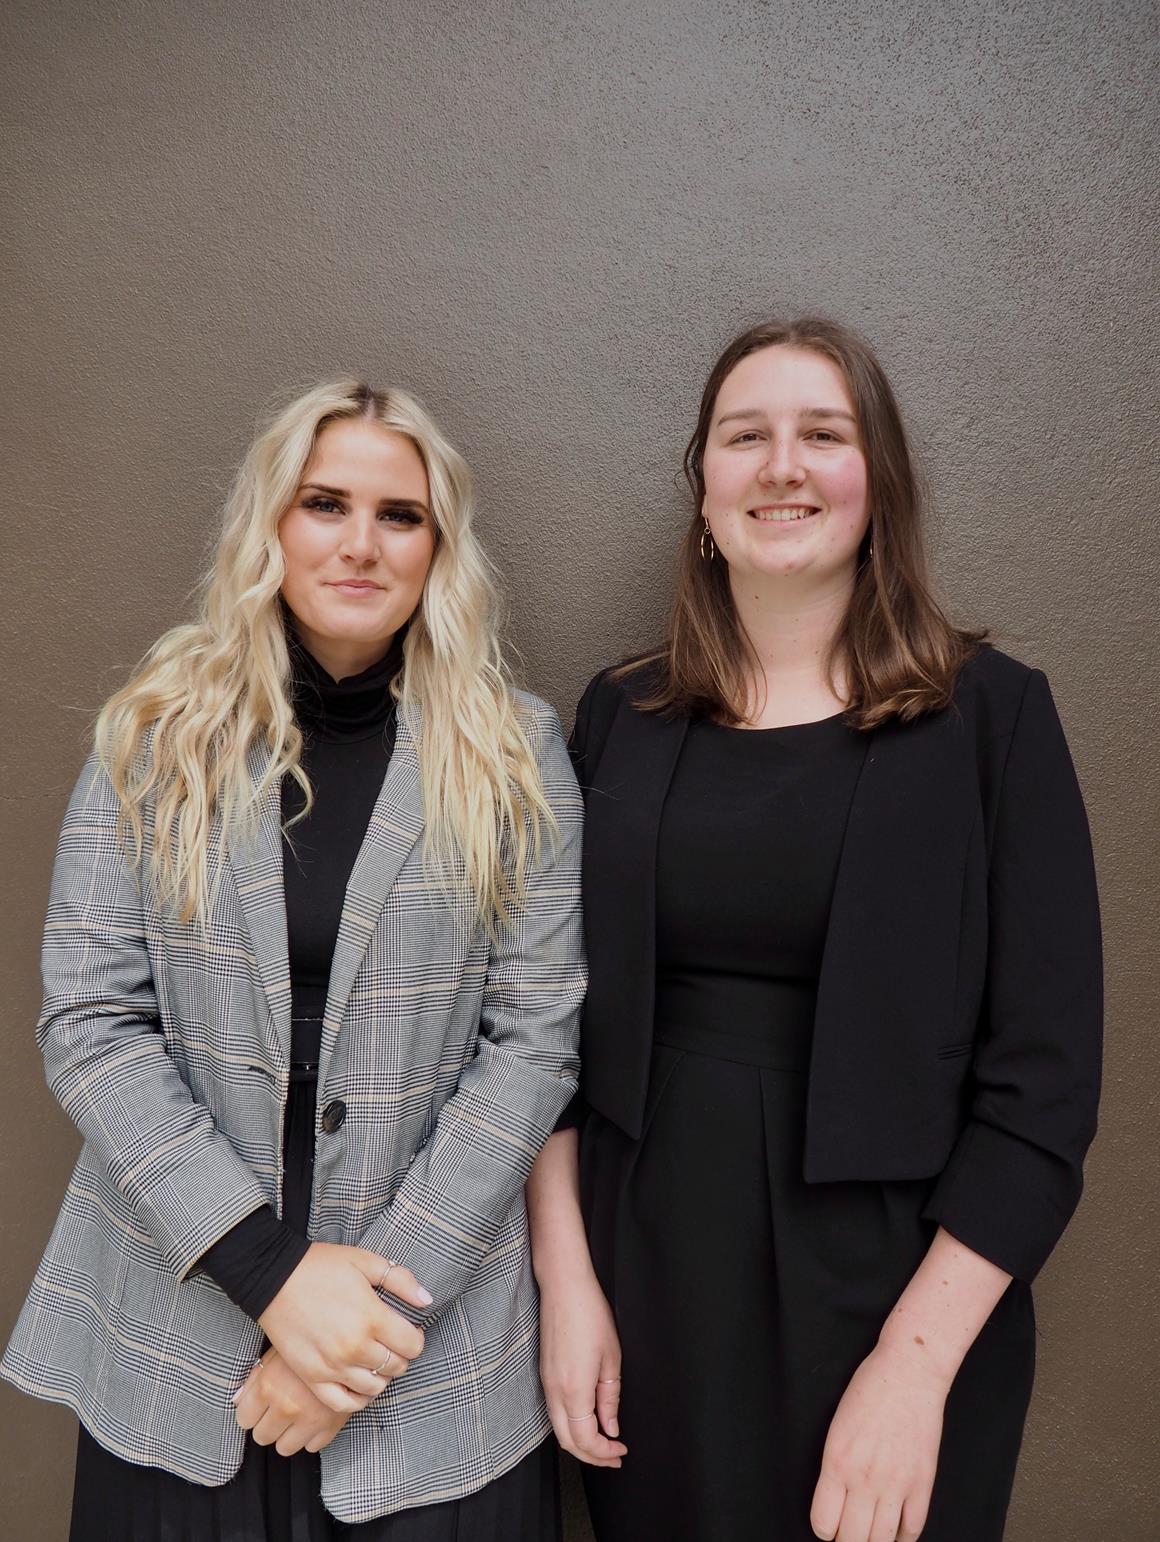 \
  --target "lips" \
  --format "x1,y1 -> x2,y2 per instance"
328,580 -> 382,591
